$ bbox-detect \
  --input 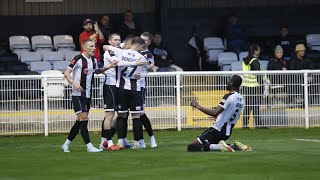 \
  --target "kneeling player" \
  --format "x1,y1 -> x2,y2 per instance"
187,75 -> 252,152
